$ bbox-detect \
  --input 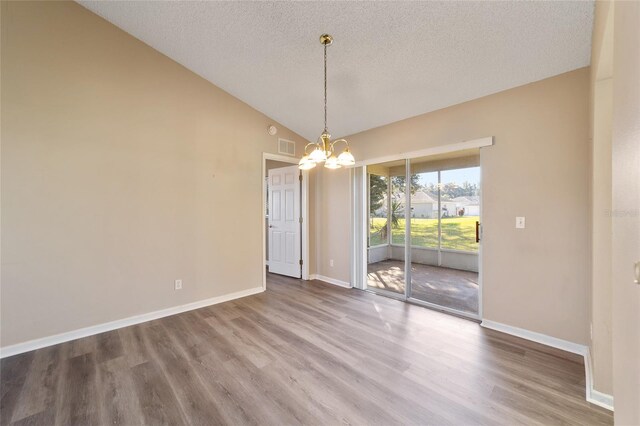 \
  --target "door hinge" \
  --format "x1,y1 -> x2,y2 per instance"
299,173 -> 303,181
299,217 -> 303,224
299,259 -> 303,265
